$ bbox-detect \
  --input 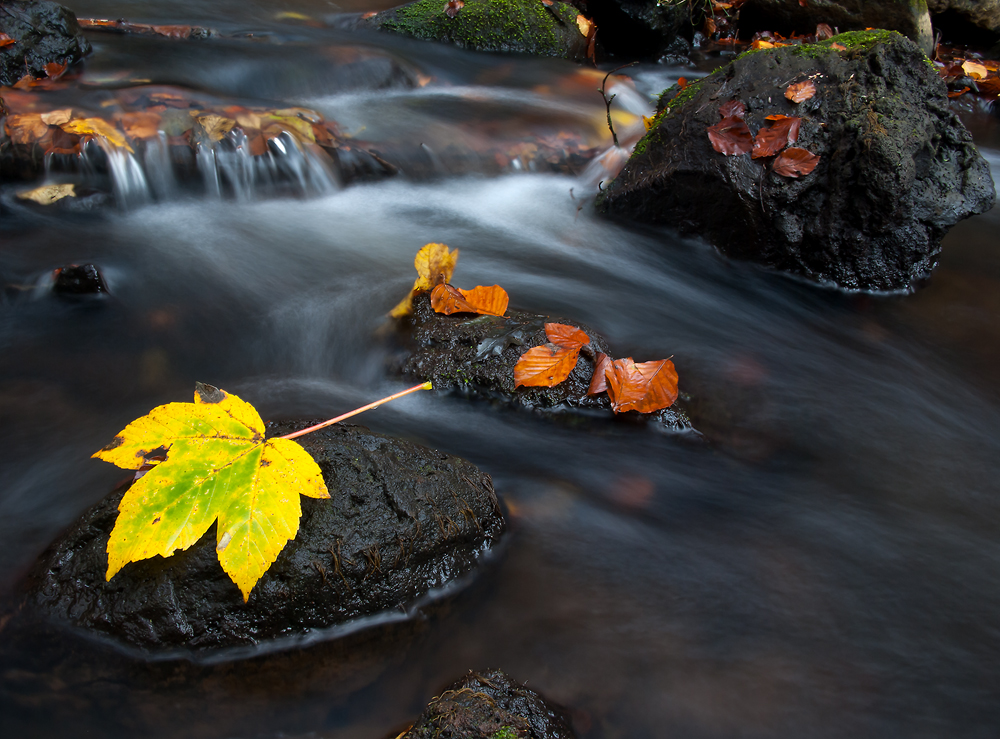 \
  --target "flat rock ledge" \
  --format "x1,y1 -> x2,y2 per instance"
391,294 -> 693,432
597,30 -> 996,292
398,669 -> 577,739
20,421 -> 504,655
